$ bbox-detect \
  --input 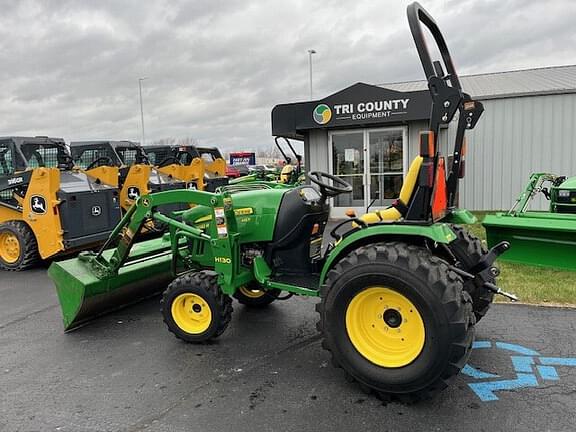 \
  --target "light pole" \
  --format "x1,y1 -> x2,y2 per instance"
307,49 -> 316,100
138,77 -> 148,145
